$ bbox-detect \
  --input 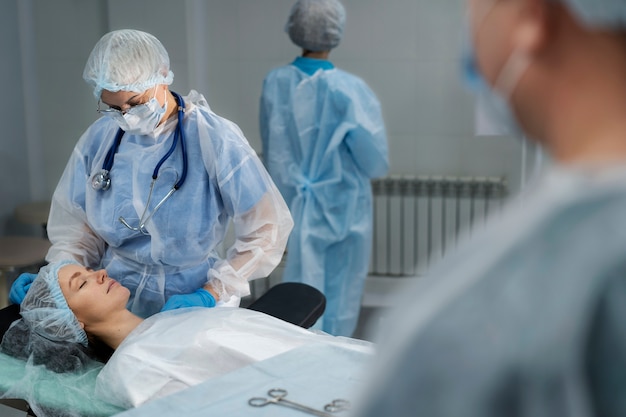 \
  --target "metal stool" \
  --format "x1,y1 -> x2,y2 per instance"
0,236 -> 51,308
